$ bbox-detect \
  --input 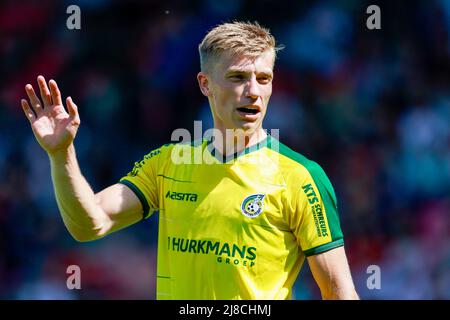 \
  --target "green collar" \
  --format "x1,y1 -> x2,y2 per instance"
206,135 -> 273,163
